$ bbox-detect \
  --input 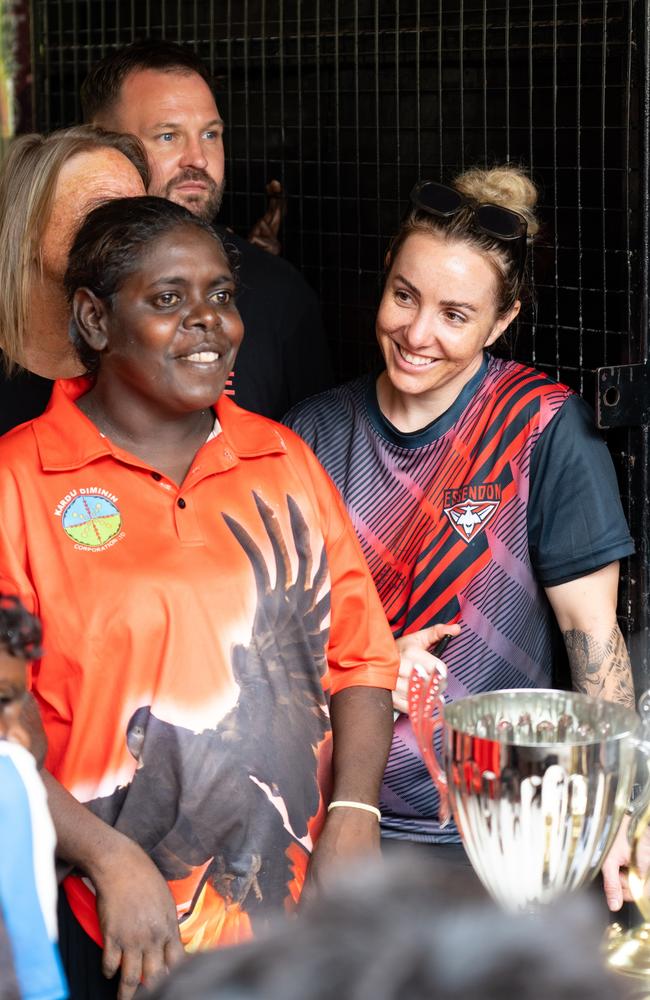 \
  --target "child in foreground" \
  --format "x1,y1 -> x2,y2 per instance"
0,592 -> 67,1000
